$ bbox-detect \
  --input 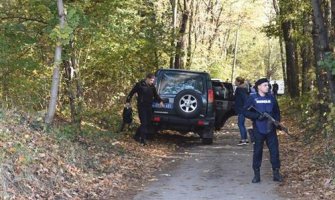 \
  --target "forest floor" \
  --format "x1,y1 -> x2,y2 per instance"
0,110 -> 334,199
